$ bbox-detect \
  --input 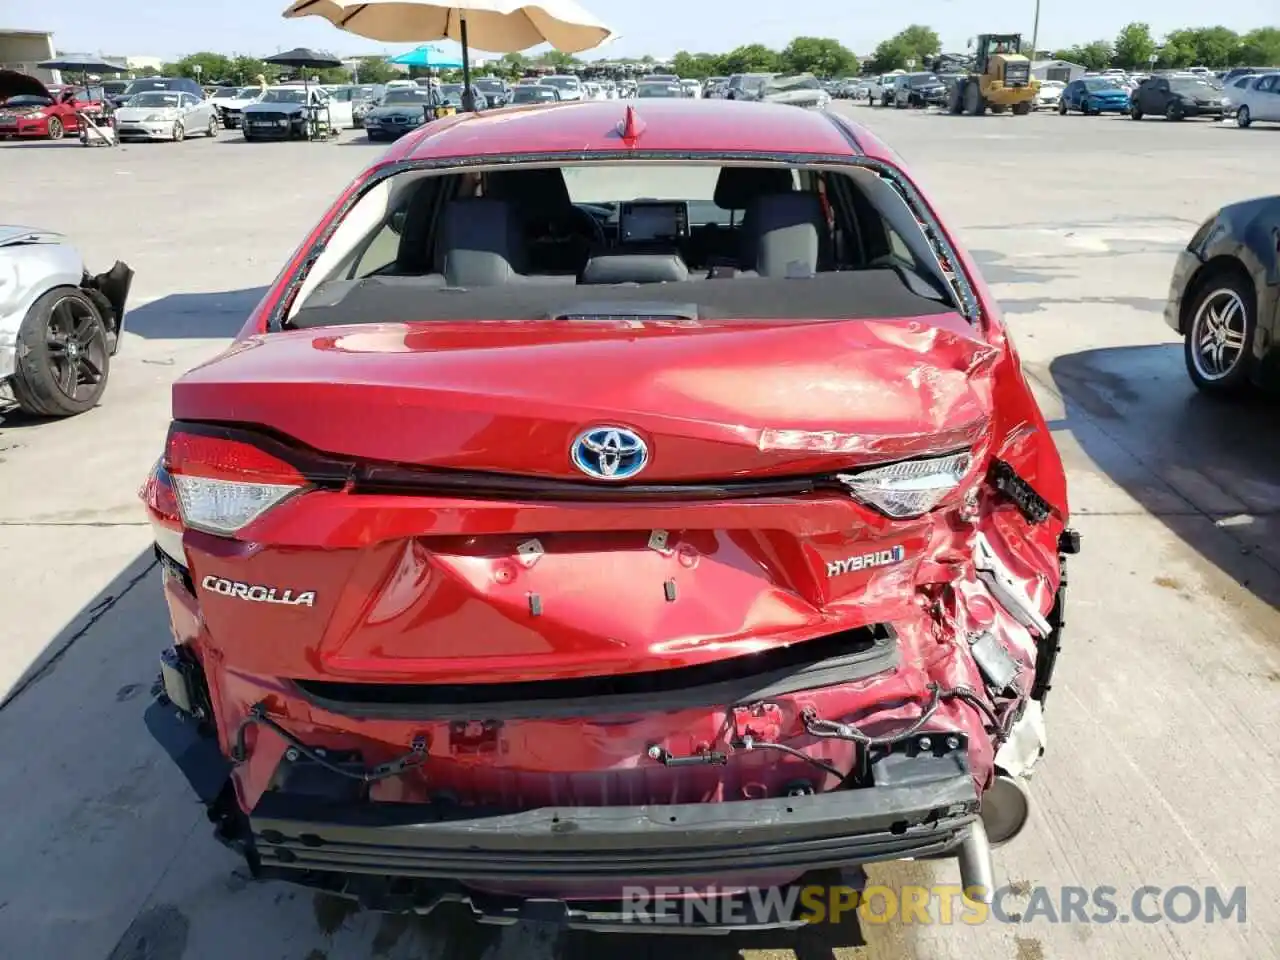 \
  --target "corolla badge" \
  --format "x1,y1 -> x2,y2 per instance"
201,575 -> 316,607
571,426 -> 649,480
